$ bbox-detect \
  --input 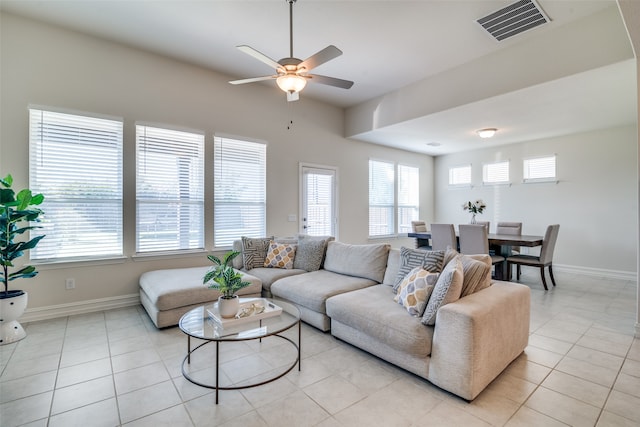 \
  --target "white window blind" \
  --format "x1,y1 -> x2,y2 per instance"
29,108 -> 123,261
214,136 -> 266,247
136,125 -> 204,253
303,170 -> 335,236
369,160 -> 395,237
483,161 -> 510,184
524,155 -> 556,182
398,164 -> 419,233
449,165 -> 472,185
